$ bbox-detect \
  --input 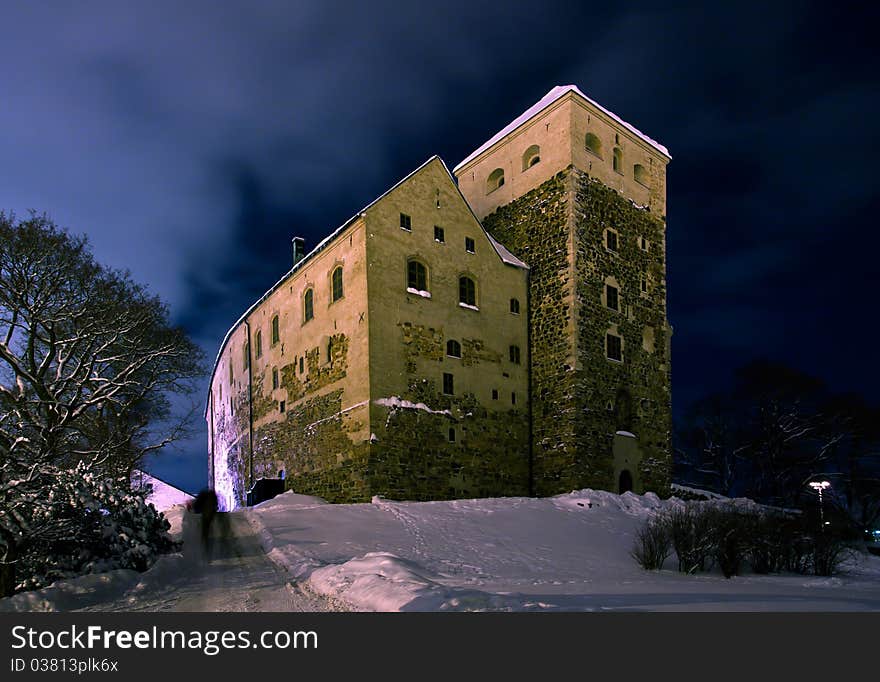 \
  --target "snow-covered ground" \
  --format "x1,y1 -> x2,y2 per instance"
247,489 -> 880,611
3,489 -> 879,612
